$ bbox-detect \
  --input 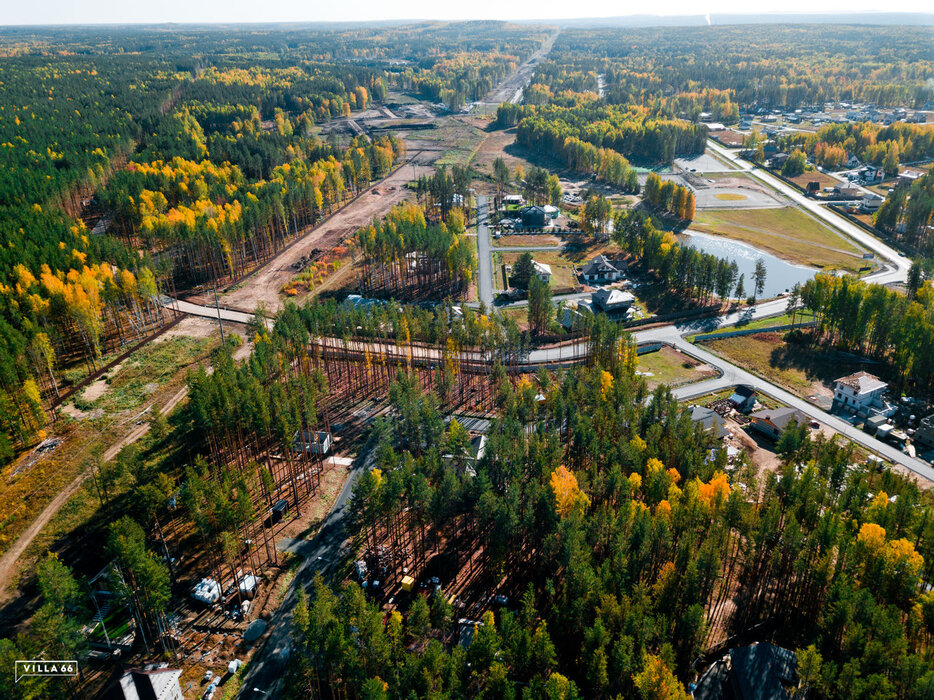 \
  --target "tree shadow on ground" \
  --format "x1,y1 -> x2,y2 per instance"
768,333 -> 881,386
